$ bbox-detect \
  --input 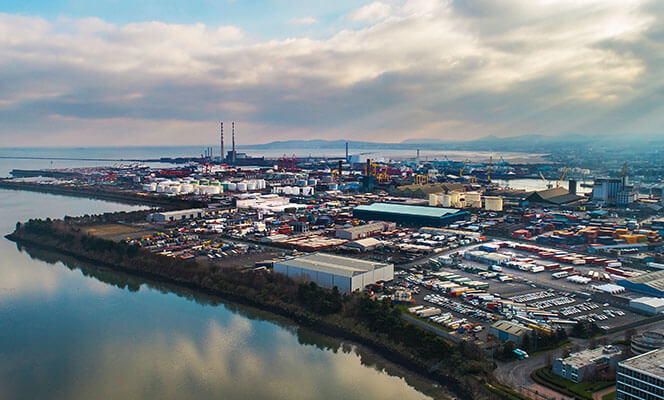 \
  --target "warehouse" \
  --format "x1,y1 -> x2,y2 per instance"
353,203 -> 468,227
147,208 -> 223,222
335,221 -> 394,240
273,253 -> 394,293
489,320 -> 532,344
629,297 -> 664,315
618,270 -> 664,297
